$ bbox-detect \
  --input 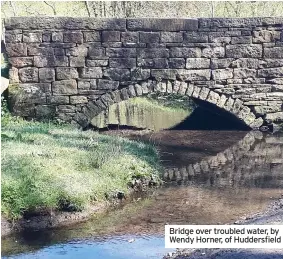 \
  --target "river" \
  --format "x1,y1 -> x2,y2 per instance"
2,99 -> 283,259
